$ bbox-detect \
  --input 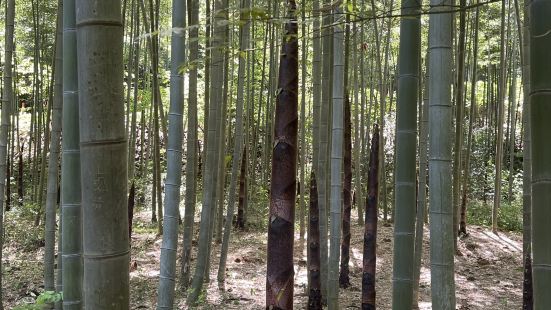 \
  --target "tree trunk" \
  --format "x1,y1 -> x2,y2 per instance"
493,0 -> 508,233
214,34 -> 231,245
76,0 -> 129,307
308,172 -> 322,309
0,0 -> 15,307
380,0 -> 394,222
428,0 -> 456,305
153,79 -> 163,235
236,149 -> 247,229
521,2 -> 532,308
201,0 -> 211,179
327,4 -> 345,307
353,0 -> 363,227
187,0 -> 226,302
6,157 -> 10,212
44,2 -> 63,293
265,1 -> 298,307
55,204 -> 63,310
150,102 -> 157,223
318,0 -> 332,298
452,0 -> 467,249
507,54 -> 518,202
362,125 -> 379,310
61,0 -> 83,307
262,0 -> 279,186
339,95 -> 352,288
218,0 -> 250,282
392,0 -> 421,305
30,0 -> 39,205
179,0 -> 199,291
124,0 -> 136,138
529,0 -> 551,307
298,0 -> 307,241
311,0 -> 321,183
156,0 -> 186,306
128,182 -> 135,239
369,0 -> 392,222
459,3 -> 480,236
128,0 -> 141,183
18,142 -> 23,205
413,60 -> 429,309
